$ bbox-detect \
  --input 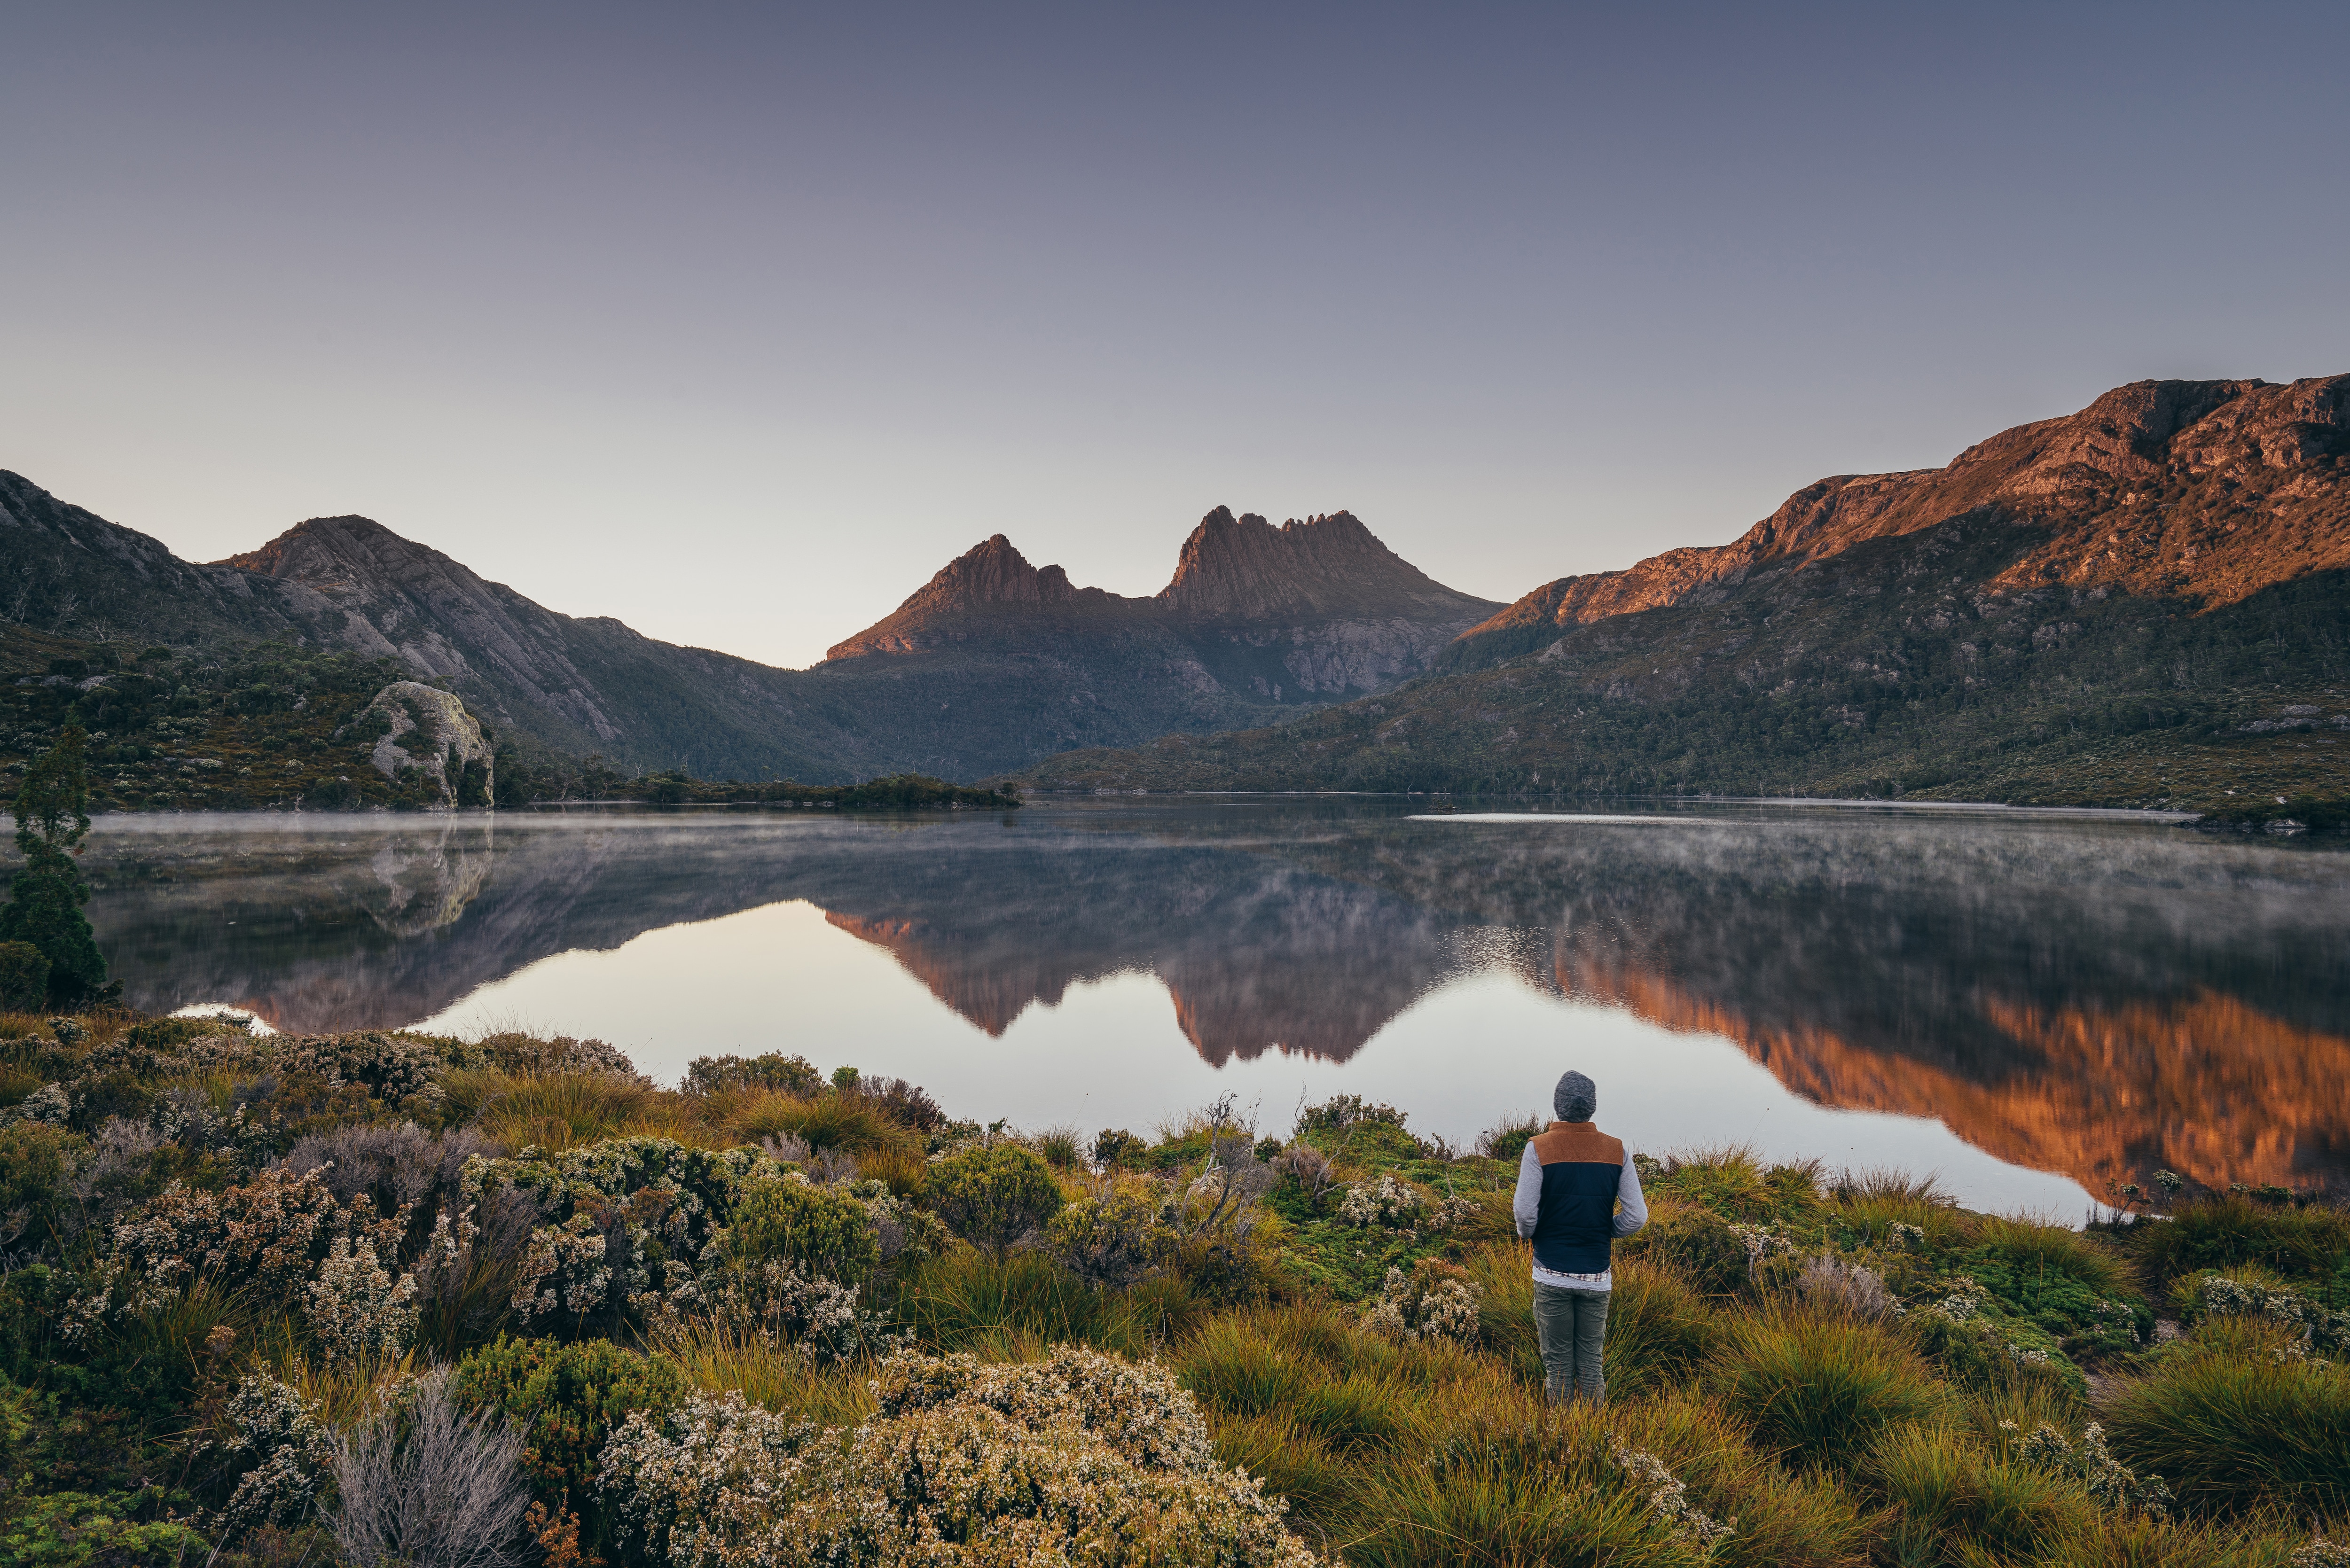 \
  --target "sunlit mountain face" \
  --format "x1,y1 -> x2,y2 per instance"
69,802 -> 2350,1195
